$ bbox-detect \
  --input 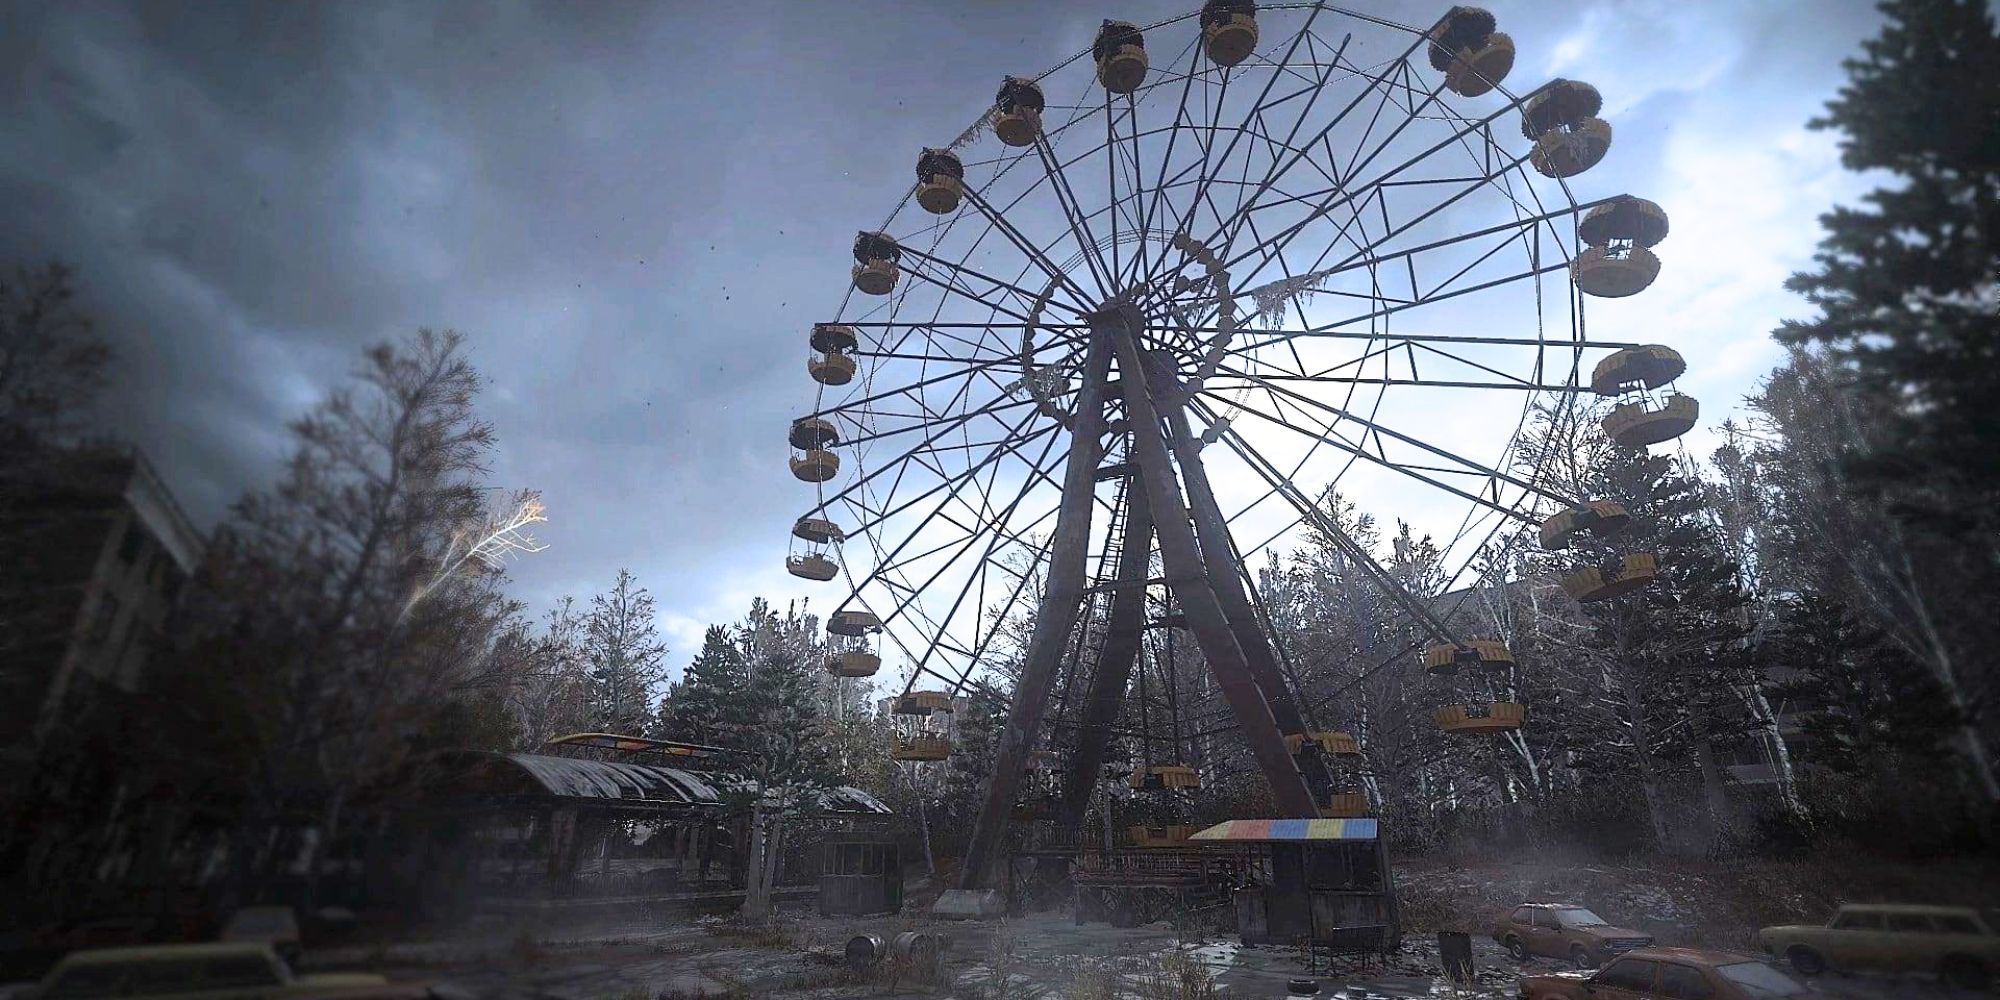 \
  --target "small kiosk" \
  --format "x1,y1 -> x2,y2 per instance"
818,830 -> 903,916
1190,818 -> 1400,952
